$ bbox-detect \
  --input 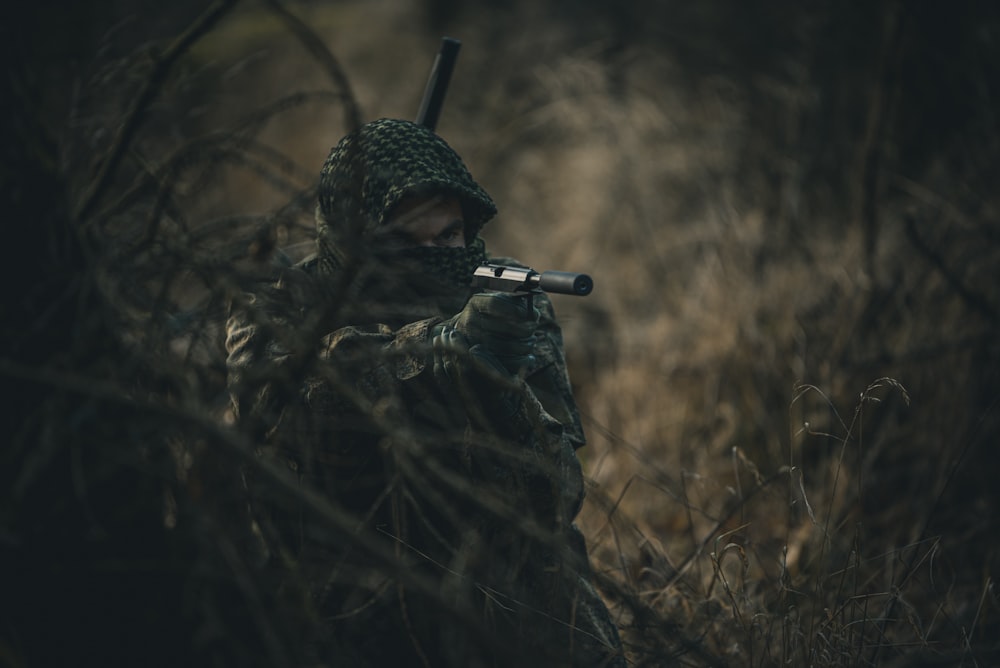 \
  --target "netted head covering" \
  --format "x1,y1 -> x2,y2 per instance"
315,118 -> 496,272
